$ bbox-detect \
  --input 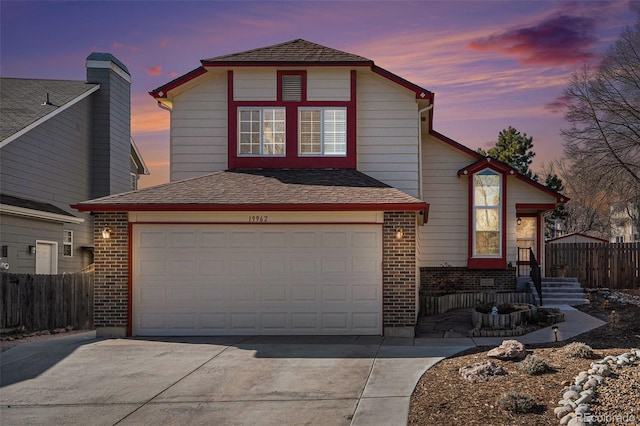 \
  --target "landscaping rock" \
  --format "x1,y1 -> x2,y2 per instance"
487,339 -> 526,361
563,390 -> 580,400
458,360 -> 507,382
554,405 -> 572,418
